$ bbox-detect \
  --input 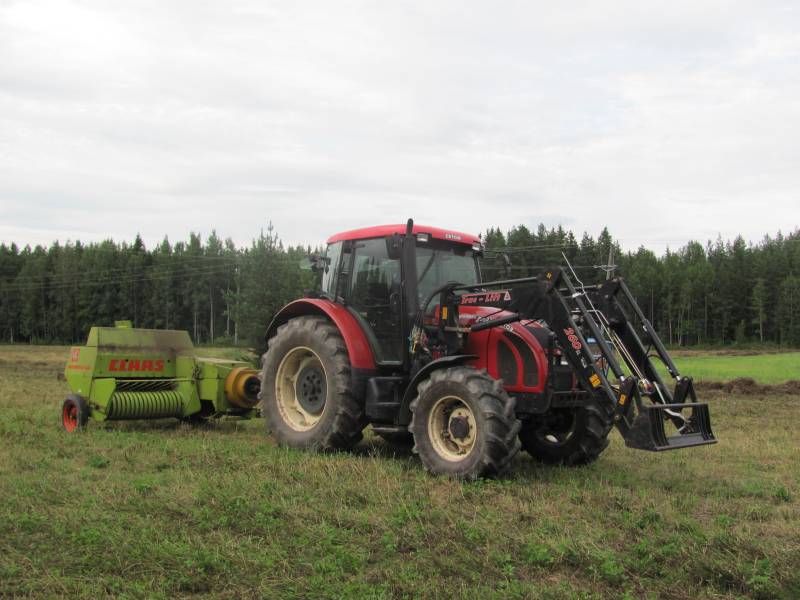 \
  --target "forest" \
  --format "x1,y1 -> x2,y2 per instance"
0,223 -> 798,348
